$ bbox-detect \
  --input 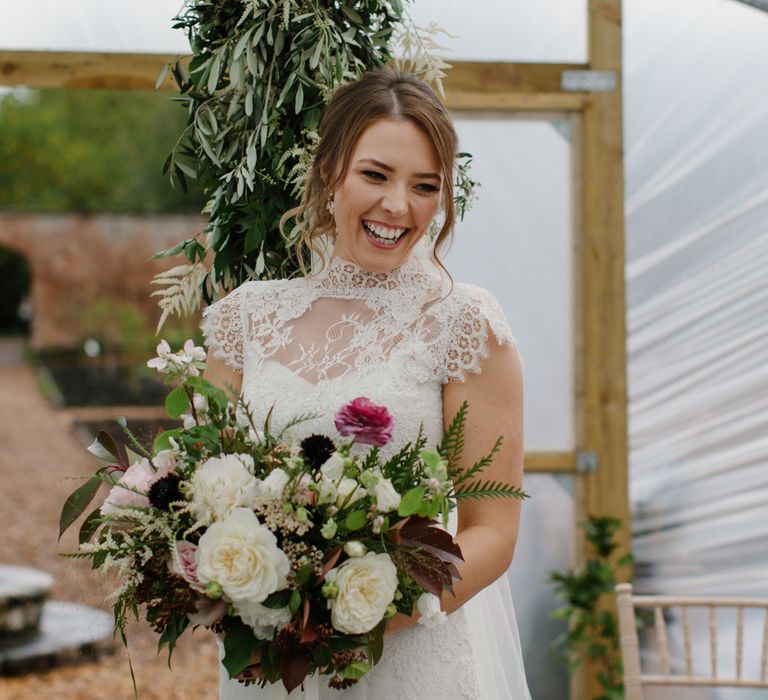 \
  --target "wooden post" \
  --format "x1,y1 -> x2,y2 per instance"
615,584 -> 643,700
577,1 -> 630,698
